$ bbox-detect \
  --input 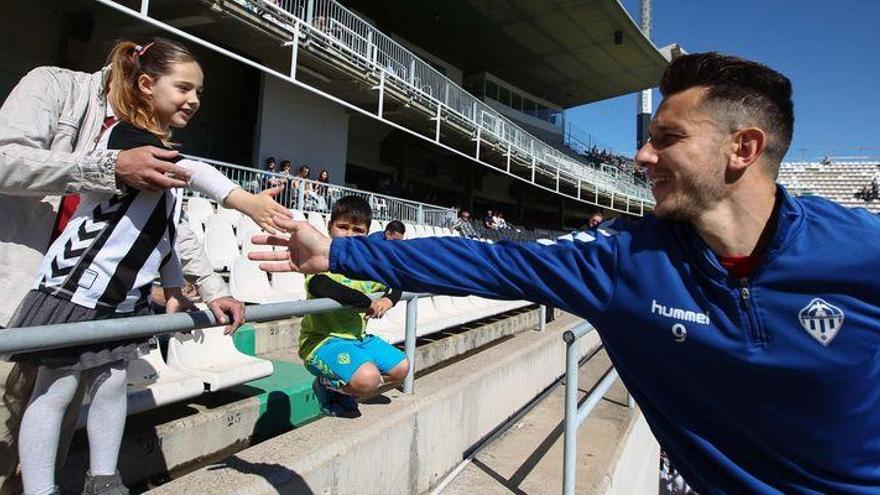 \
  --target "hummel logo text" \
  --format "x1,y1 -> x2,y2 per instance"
651,300 -> 711,325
